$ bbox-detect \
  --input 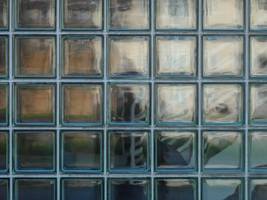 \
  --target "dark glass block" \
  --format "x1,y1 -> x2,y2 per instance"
16,84 -> 55,124
0,85 -> 7,124
15,36 -> 55,77
0,37 -> 8,77
62,84 -> 102,125
109,179 -> 150,200
202,179 -> 242,200
109,84 -> 150,124
109,0 -> 149,30
250,179 -> 267,200
156,131 -> 196,170
109,131 -> 148,171
0,132 -> 8,171
17,0 -> 55,29
15,131 -> 55,171
62,179 -> 103,200
156,179 -> 197,200
63,0 -> 102,29
62,131 -> 101,171
0,0 -> 8,28
0,179 -> 8,200
109,36 -> 149,78
251,0 -> 267,29
15,179 -> 56,200
203,131 -> 242,170
62,36 -> 102,77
